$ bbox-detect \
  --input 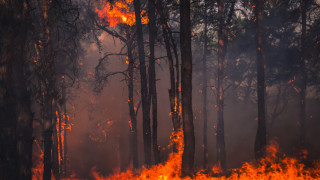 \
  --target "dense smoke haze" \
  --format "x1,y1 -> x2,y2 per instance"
1,0 -> 320,179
